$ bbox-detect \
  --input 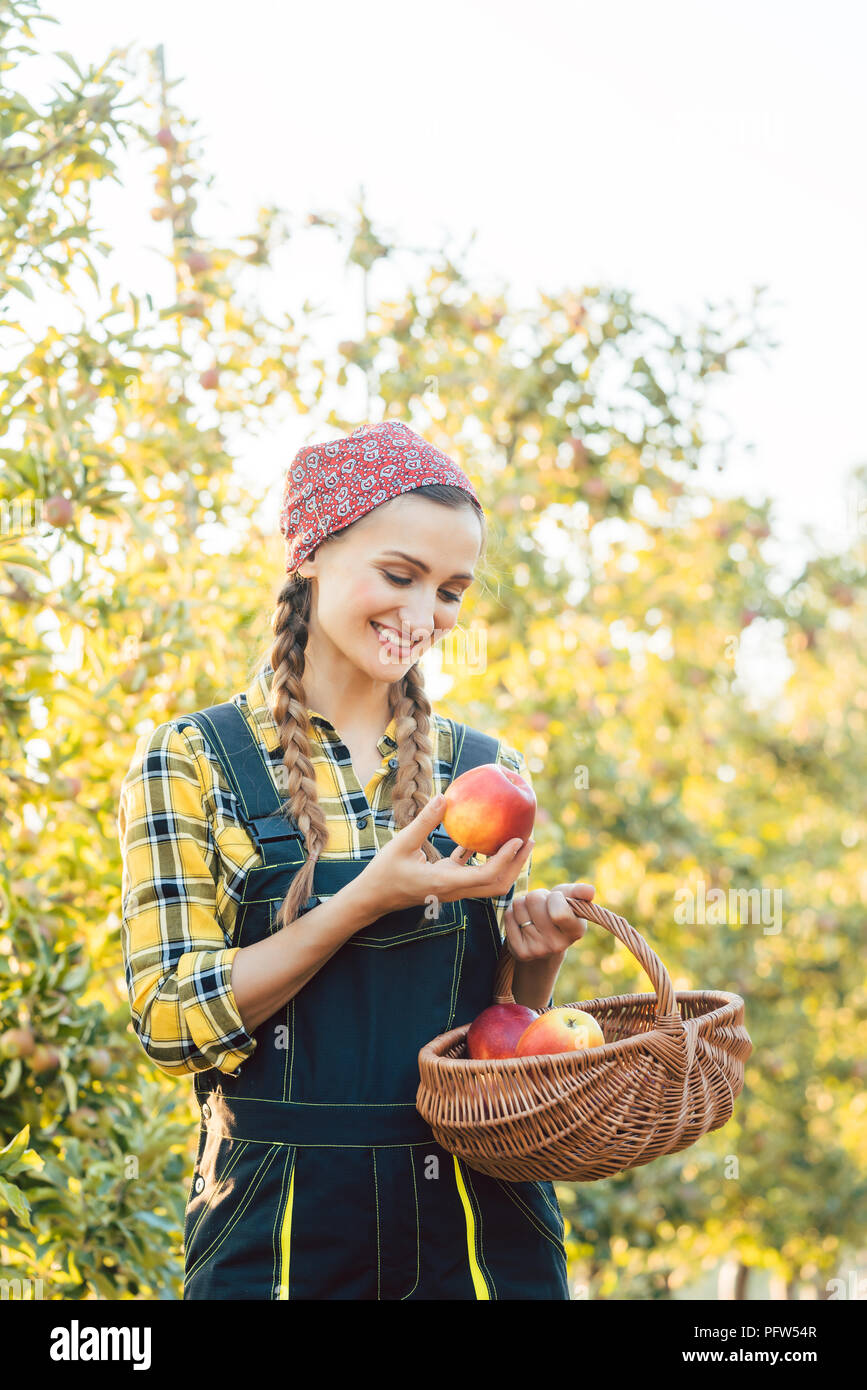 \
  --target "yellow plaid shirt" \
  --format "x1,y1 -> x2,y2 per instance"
118,663 -> 533,1079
